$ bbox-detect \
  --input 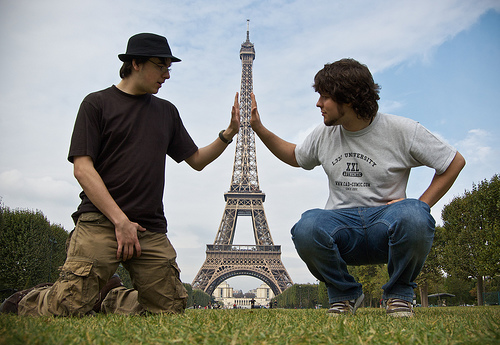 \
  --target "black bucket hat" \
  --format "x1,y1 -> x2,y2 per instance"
118,33 -> 181,62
